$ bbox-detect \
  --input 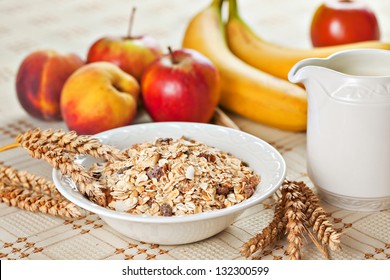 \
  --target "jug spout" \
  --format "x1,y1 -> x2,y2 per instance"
288,56 -> 348,100
288,58 -> 328,84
